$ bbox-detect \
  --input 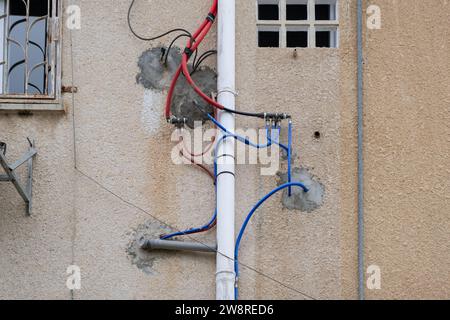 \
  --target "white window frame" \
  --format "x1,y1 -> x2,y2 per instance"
0,0 -> 63,111
257,0 -> 339,48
